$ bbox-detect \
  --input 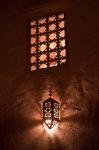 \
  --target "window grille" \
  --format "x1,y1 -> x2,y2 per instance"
29,13 -> 67,71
